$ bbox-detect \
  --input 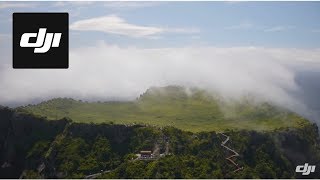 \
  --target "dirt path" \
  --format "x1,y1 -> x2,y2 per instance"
84,170 -> 112,179
219,133 -> 243,173
153,143 -> 160,157
164,141 -> 169,155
